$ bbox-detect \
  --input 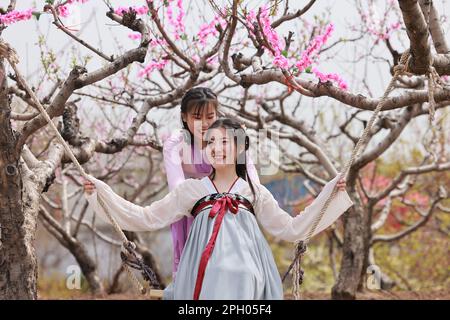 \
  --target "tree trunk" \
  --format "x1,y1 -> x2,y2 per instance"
67,240 -> 105,295
0,60 -> 38,299
331,189 -> 371,300
38,207 -> 106,295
